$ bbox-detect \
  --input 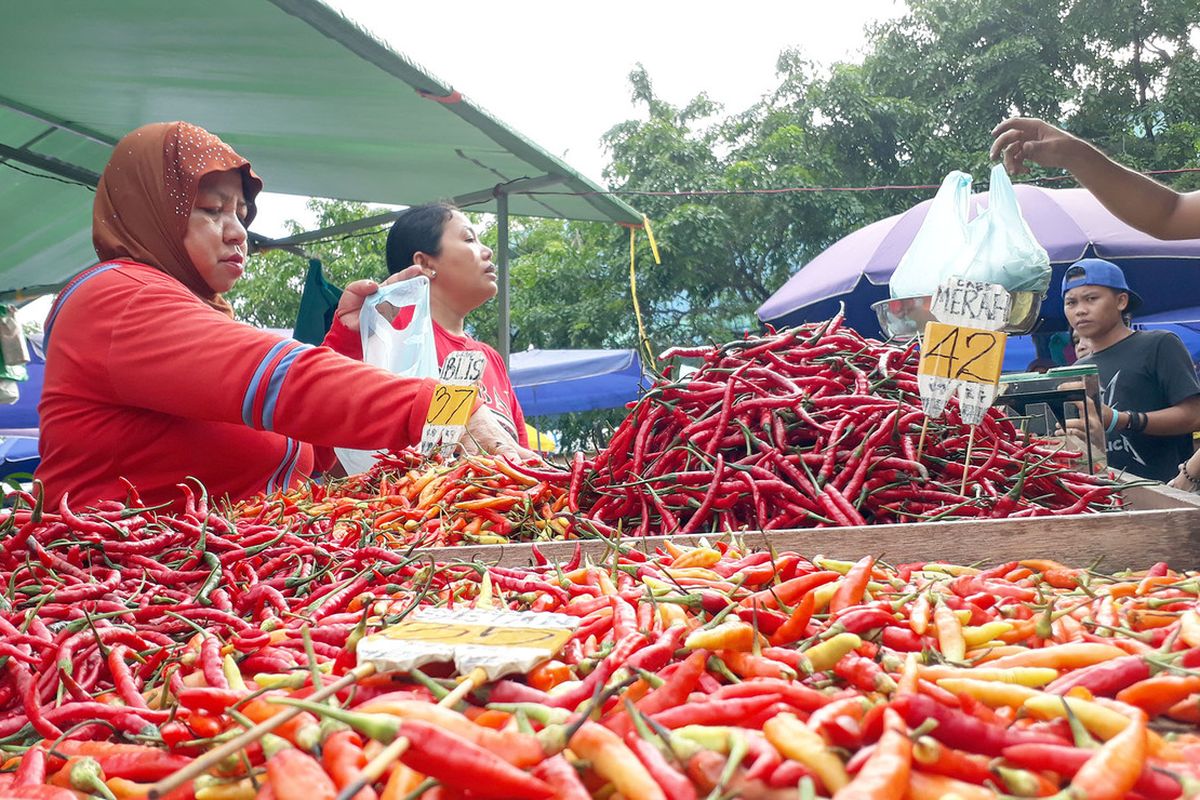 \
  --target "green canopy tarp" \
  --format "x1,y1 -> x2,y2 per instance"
0,0 -> 641,299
